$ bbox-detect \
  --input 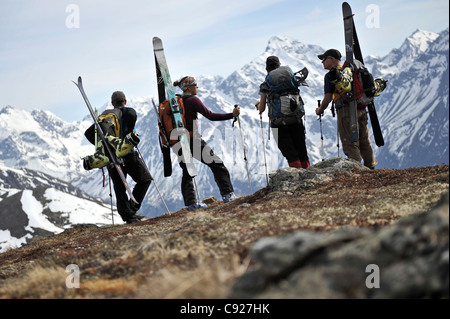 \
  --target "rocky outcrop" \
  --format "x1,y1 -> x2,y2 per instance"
230,189 -> 449,298
269,158 -> 369,192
